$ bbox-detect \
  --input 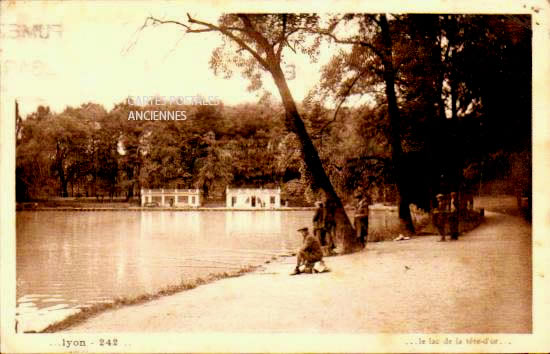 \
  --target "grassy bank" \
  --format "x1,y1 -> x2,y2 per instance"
40,265 -> 259,333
